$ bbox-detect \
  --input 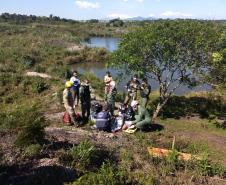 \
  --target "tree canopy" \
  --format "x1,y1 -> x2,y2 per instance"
110,20 -> 221,120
